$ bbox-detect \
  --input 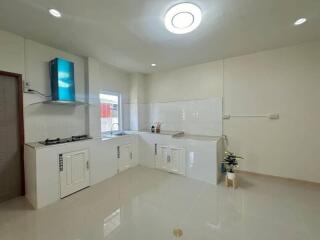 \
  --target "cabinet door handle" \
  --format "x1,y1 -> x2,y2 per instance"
59,154 -> 63,172
130,152 -> 133,160
167,155 -> 171,163
86,161 -> 89,170
155,144 -> 157,155
117,146 -> 120,158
